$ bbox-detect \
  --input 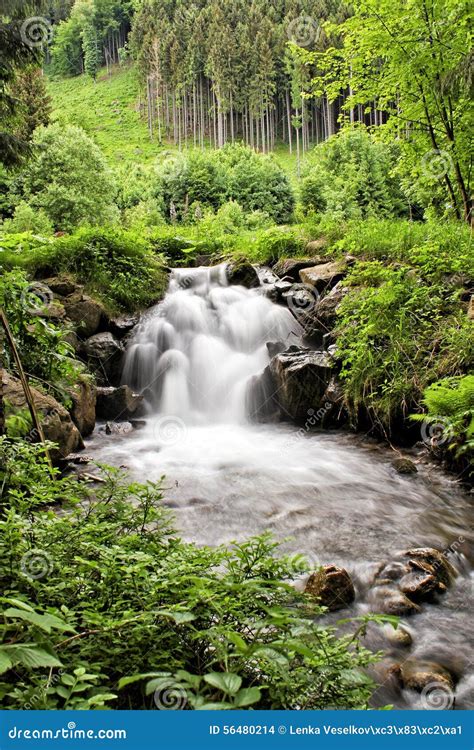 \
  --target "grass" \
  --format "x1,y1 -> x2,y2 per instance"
47,66 -> 304,183
47,65 -> 162,167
